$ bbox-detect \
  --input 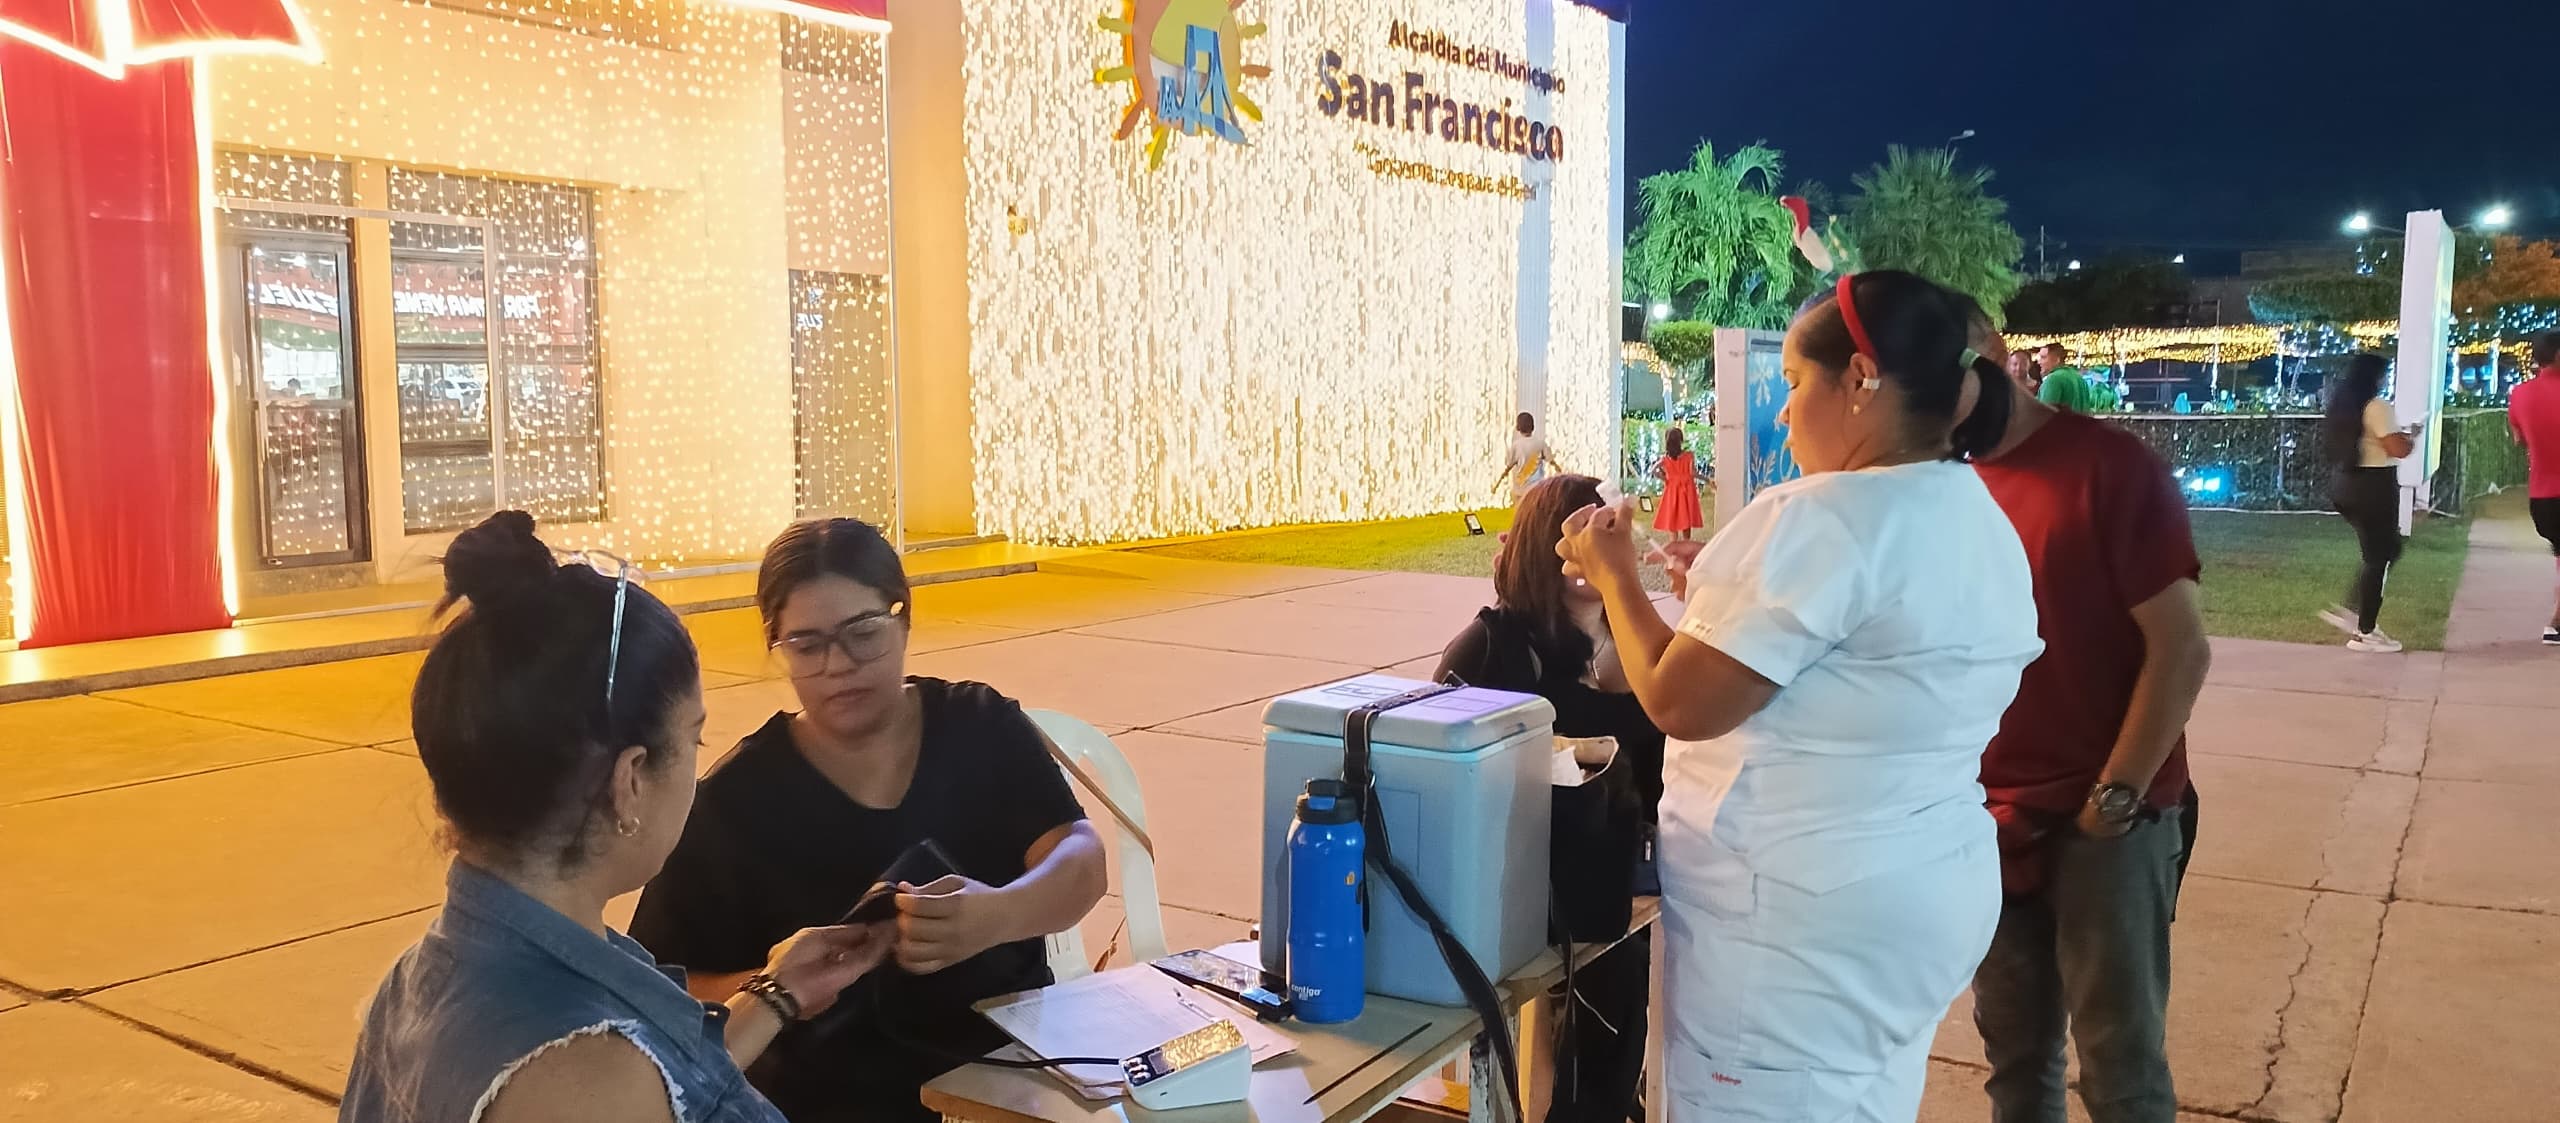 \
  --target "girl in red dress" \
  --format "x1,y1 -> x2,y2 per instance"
1654,425 -> 1704,538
